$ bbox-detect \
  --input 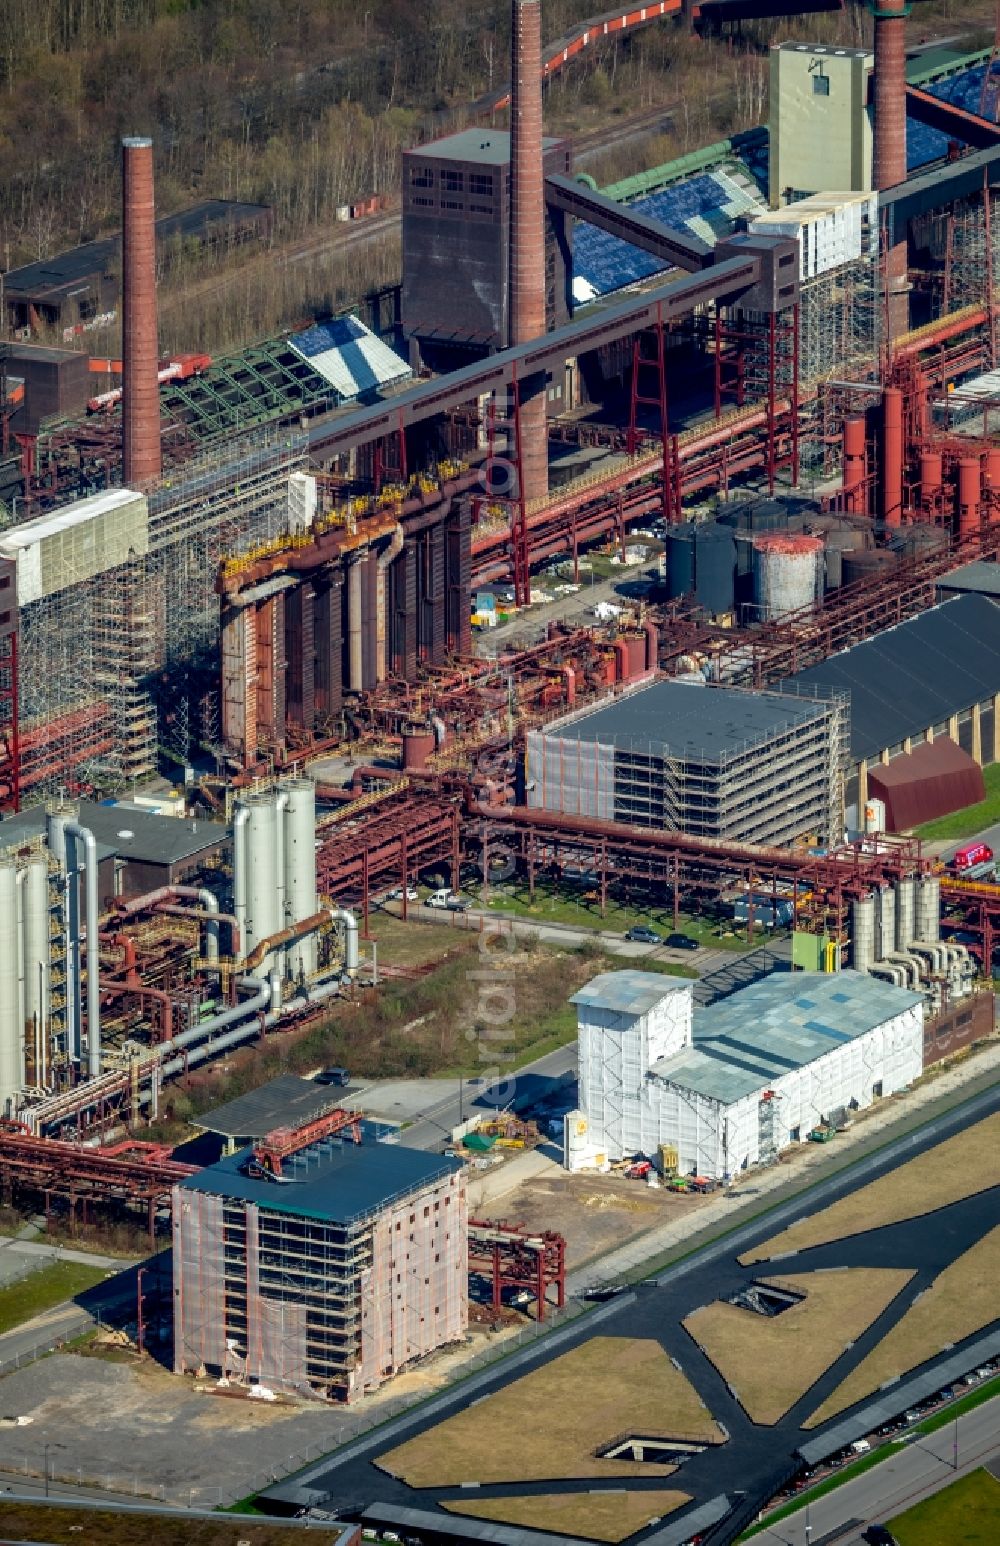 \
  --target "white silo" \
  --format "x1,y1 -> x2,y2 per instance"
21,858 -> 50,1085
752,534 -> 824,621
283,779 -> 318,978
244,793 -> 280,962
851,895 -> 876,973
916,875 -> 941,943
0,861 -> 24,1113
